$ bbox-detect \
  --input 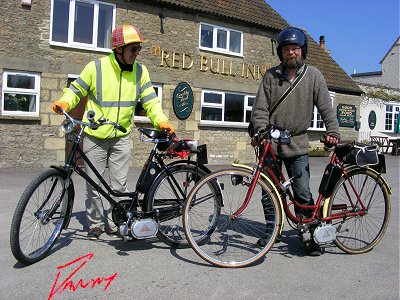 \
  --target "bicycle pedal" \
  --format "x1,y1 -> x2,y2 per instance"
123,236 -> 133,243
